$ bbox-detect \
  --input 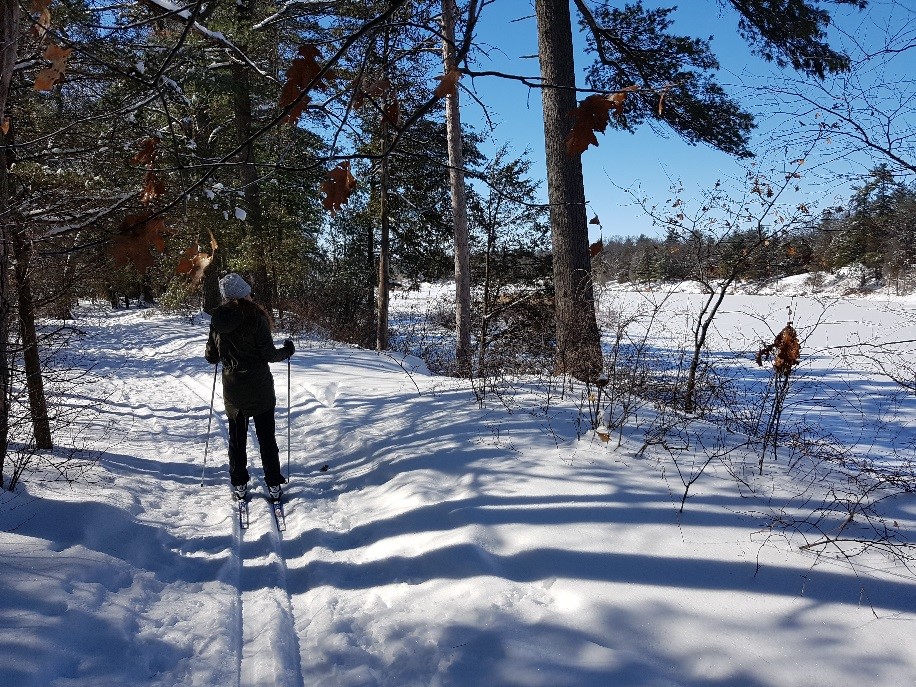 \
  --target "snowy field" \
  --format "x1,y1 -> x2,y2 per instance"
1,284 -> 915,687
